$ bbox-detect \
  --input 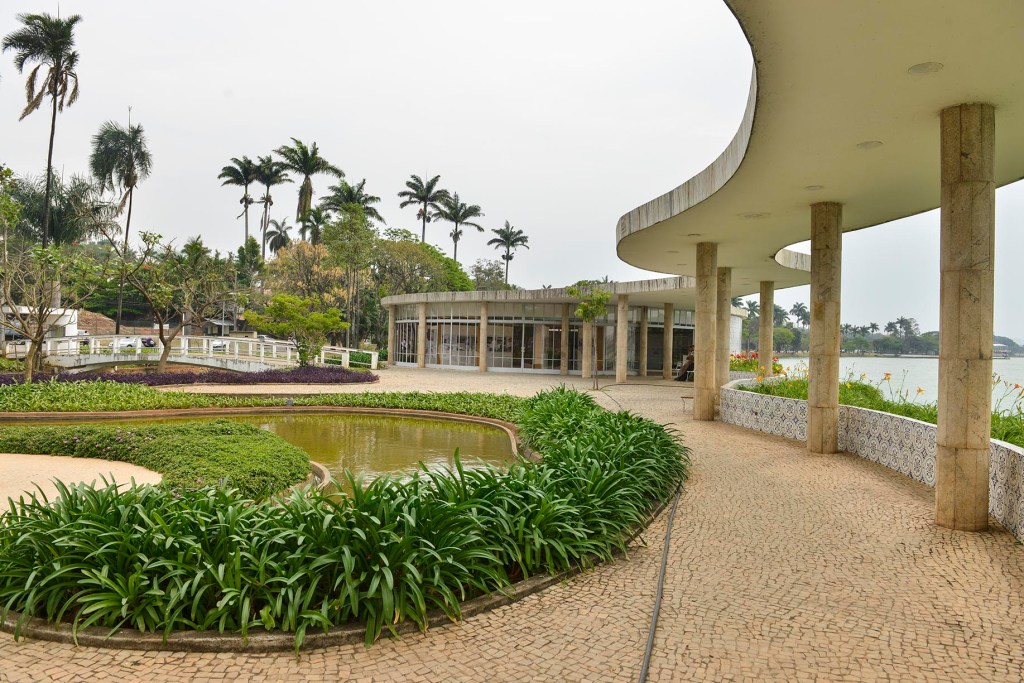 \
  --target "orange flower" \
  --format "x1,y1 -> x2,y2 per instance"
883,373 -> 892,381
916,387 -> 924,394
